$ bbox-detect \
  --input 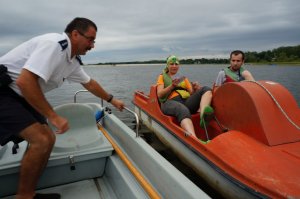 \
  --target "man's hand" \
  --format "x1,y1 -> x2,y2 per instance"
48,114 -> 69,134
111,98 -> 125,111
